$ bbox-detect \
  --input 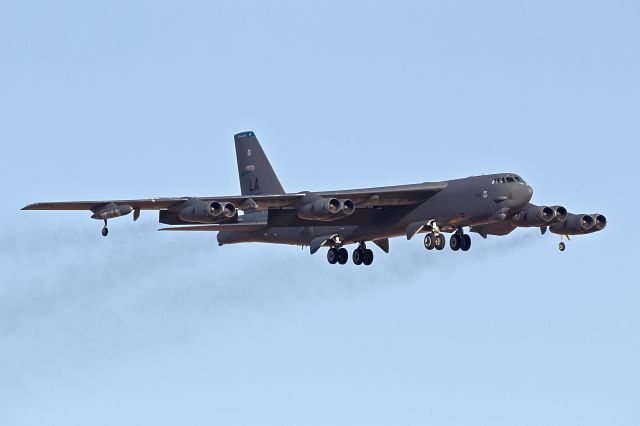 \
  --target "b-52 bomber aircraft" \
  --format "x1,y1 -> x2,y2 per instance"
23,131 -> 607,265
